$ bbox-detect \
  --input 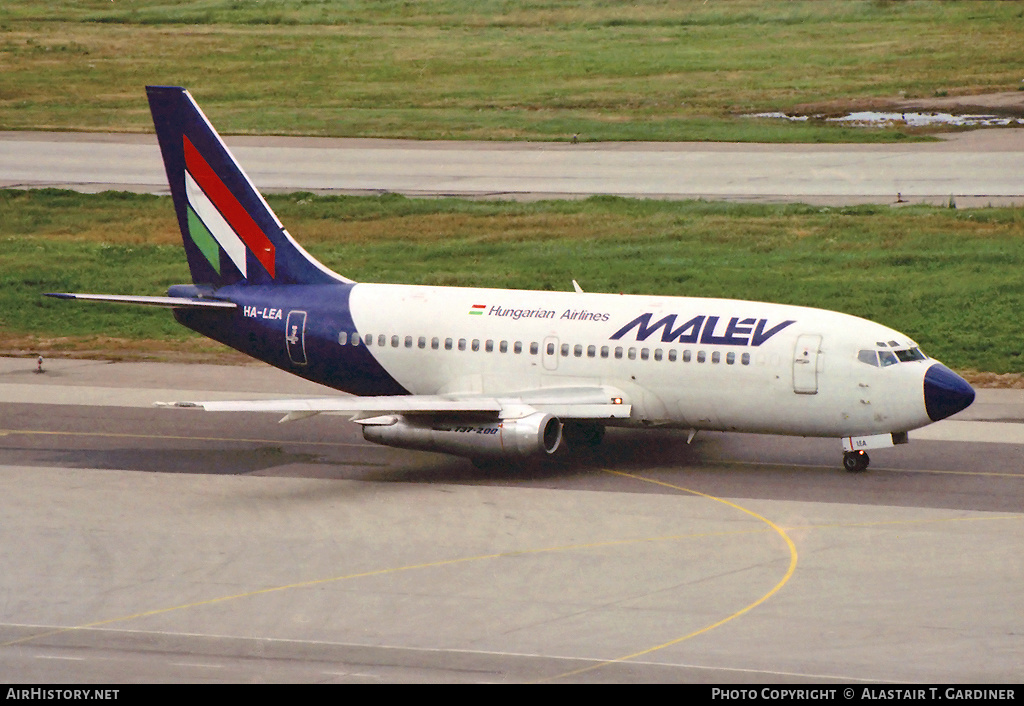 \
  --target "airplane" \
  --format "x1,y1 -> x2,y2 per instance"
47,86 -> 976,473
